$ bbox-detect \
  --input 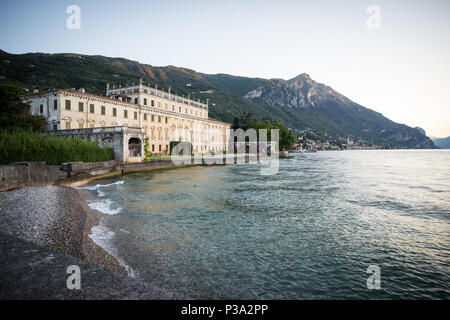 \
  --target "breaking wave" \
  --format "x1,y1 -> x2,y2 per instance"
77,181 -> 125,197
87,199 -> 121,215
